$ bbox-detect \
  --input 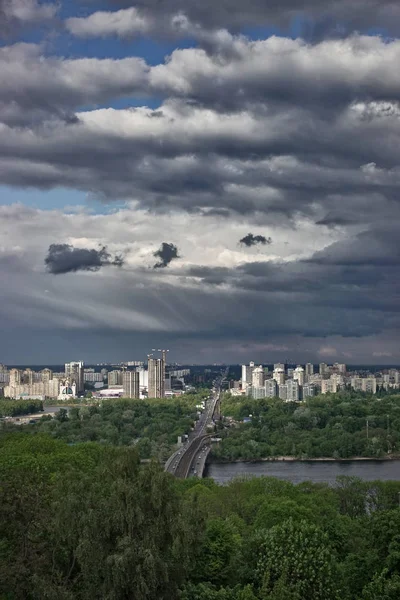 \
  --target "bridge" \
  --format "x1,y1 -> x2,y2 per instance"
165,374 -> 225,479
